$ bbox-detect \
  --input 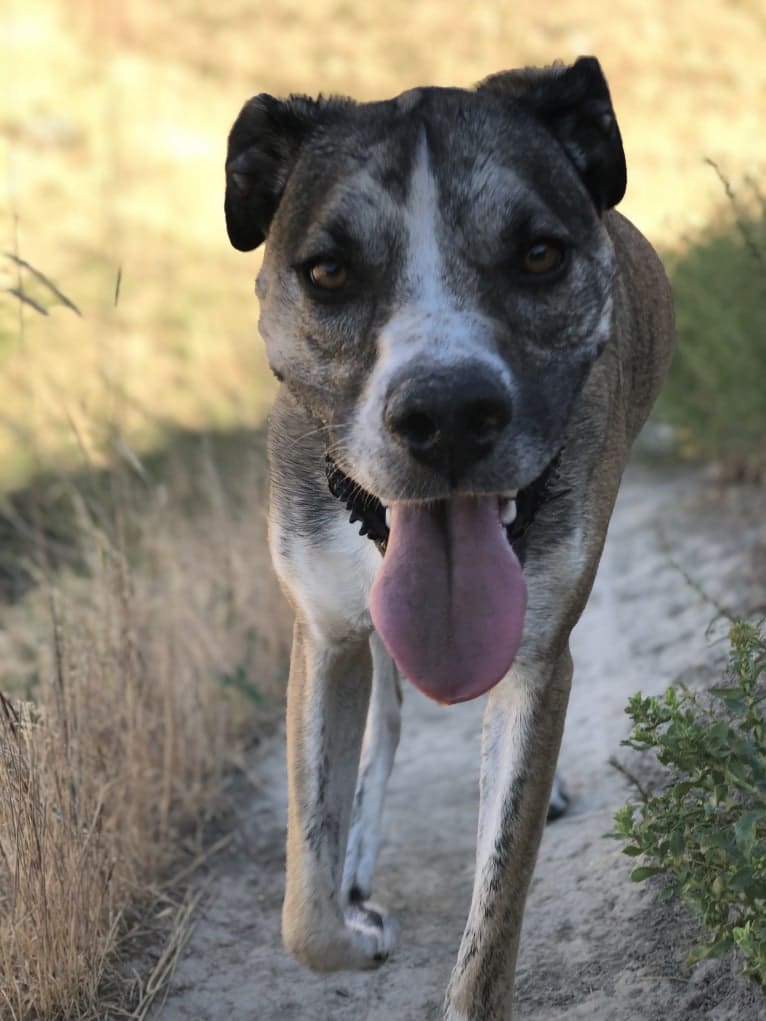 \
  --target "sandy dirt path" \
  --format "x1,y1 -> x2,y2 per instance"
152,466 -> 764,1020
